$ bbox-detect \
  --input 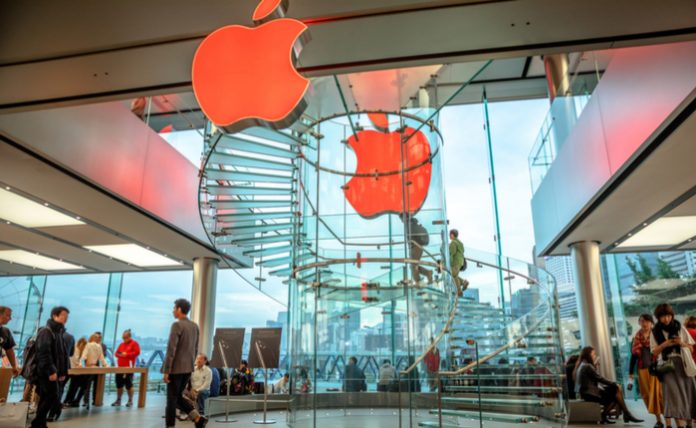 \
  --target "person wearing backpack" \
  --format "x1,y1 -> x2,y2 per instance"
448,229 -> 469,292
401,214 -> 433,285
30,306 -> 70,428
